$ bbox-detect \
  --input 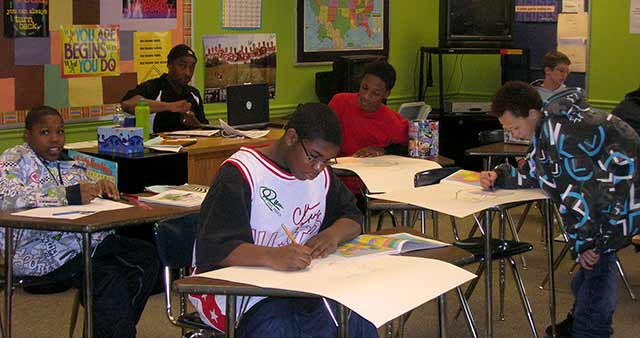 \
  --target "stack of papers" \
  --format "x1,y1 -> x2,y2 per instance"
219,119 -> 270,139
144,136 -> 196,153
164,129 -> 220,137
138,189 -> 206,208
337,232 -> 449,257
